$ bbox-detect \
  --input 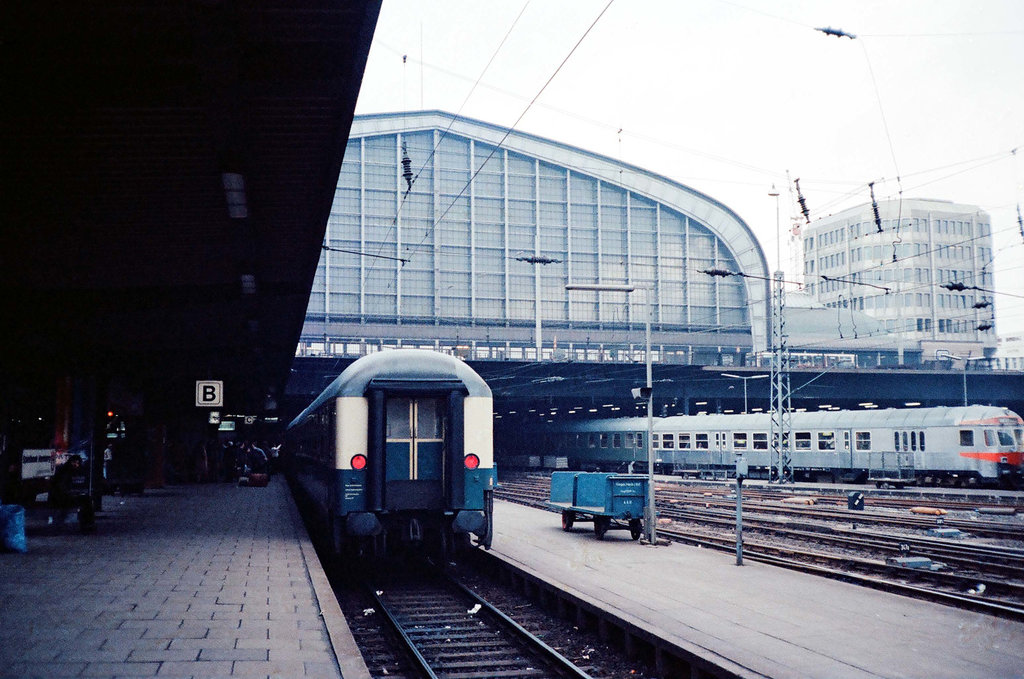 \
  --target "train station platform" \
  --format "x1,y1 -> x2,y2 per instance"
0,478 -> 369,679
491,499 -> 1024,679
